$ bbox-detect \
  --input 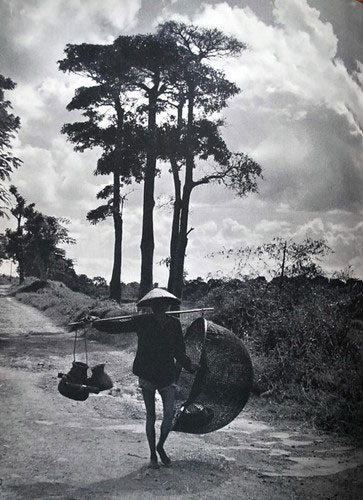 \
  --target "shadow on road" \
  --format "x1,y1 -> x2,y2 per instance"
8,460 -> 229,499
